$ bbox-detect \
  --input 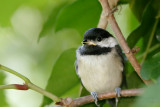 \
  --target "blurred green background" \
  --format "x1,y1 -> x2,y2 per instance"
0,0 -> 160,107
